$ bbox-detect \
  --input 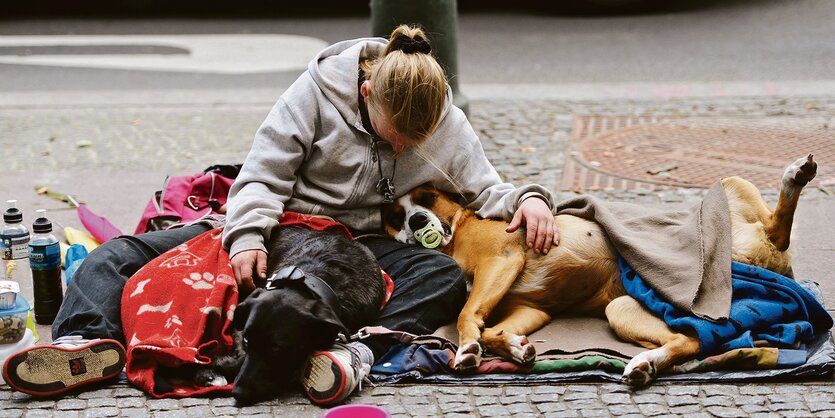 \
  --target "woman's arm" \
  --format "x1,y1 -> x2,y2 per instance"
436,108 -> 560,253
222,97 -> 313,286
